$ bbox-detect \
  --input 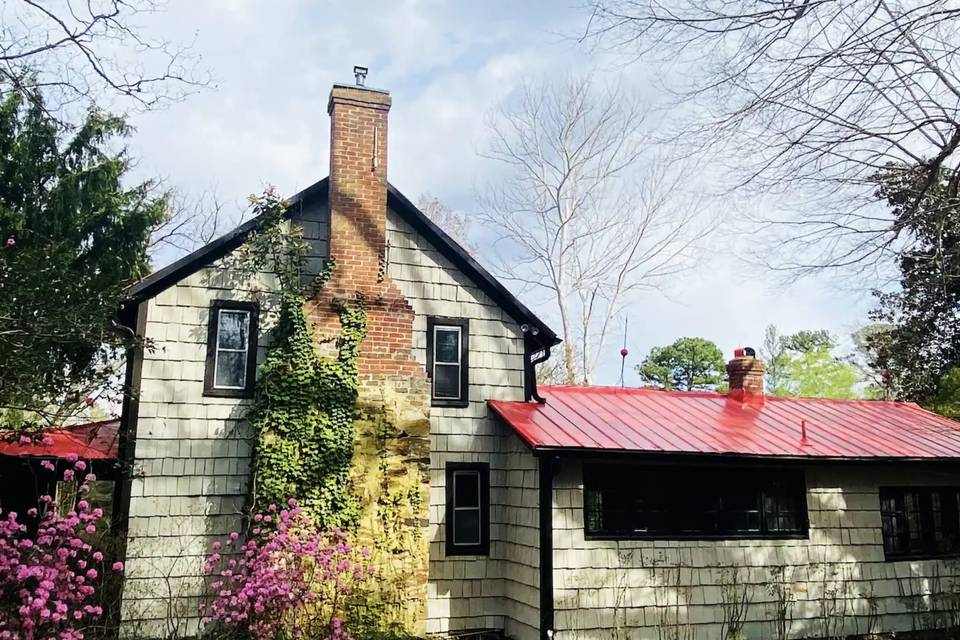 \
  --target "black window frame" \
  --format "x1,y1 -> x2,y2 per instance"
426,317 -> 470,408
880,486 -> 960,561
203,300 -> 259,398
583,463 -> 809,540
445,462 -> 489,556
